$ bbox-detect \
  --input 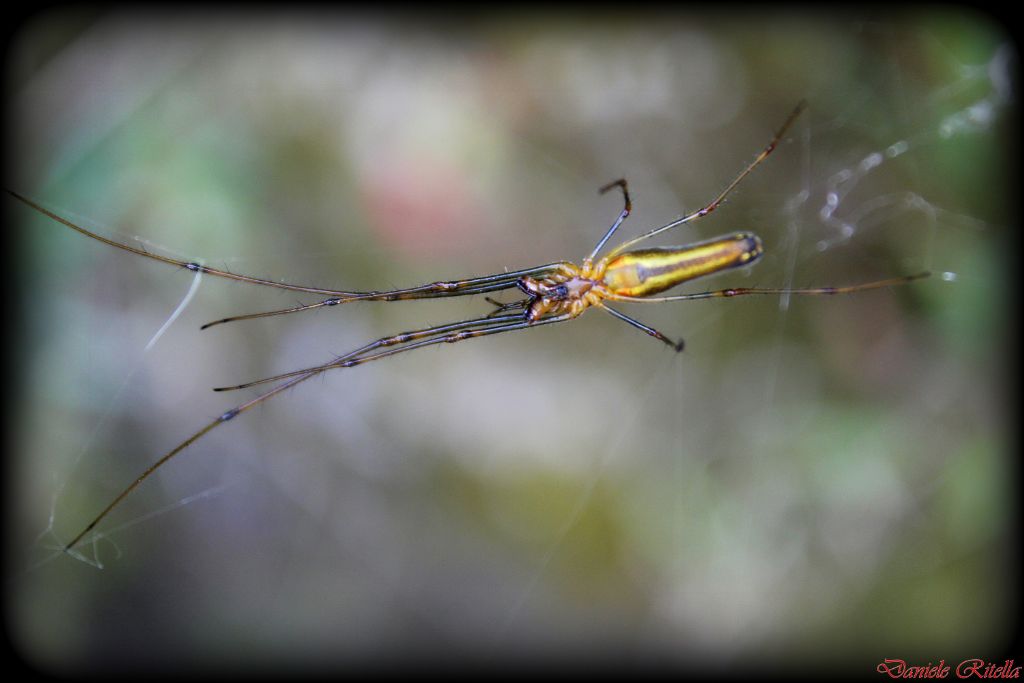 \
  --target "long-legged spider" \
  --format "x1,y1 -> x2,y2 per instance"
9,101 -> 927,554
